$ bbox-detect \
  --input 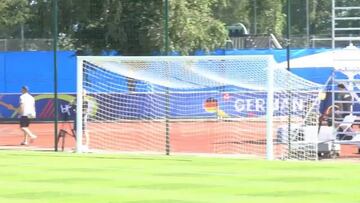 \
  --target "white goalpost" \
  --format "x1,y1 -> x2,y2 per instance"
76,55 -> 322,160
